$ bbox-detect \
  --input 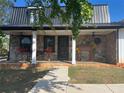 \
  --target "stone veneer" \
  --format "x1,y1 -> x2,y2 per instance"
75,33 -> 116,63
76,35 -> 106,62
9,35 -> 72,61
36,35 -> 57,61
105,32 -> 117,64
9,35 -> 31,62
9,33 -> 117,64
